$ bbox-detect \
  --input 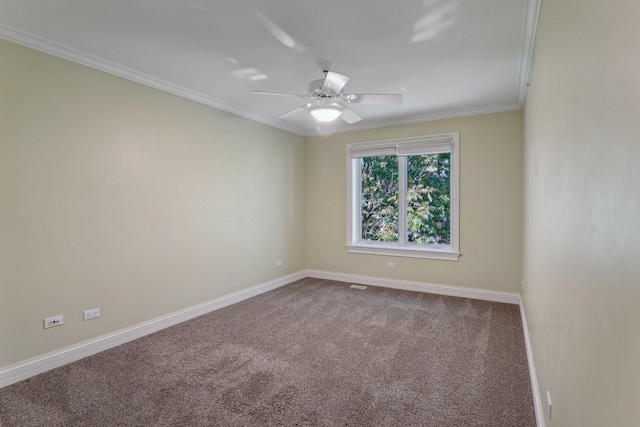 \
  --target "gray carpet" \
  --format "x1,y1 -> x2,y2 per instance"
0,278 -> 536,426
